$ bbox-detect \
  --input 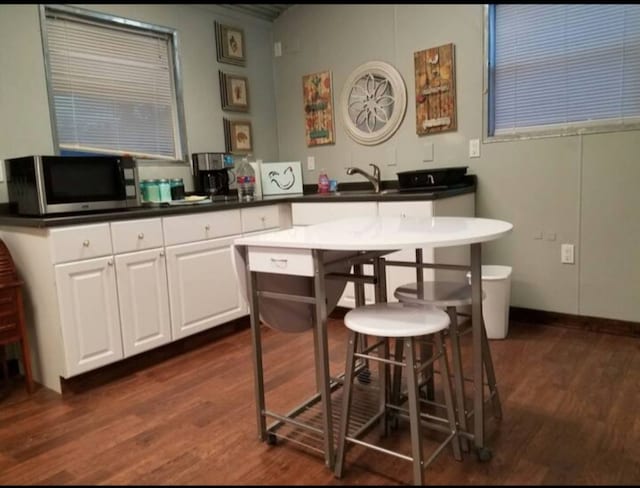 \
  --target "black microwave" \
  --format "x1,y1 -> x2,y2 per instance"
5,155 -> 141,216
